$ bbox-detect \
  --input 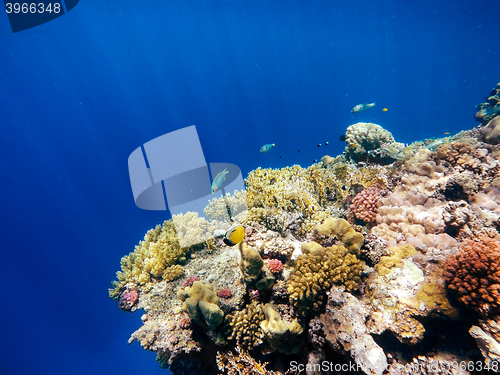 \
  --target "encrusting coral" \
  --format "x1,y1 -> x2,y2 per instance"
260,303 -> 303,354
